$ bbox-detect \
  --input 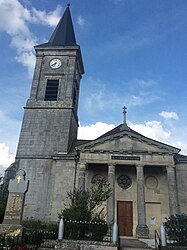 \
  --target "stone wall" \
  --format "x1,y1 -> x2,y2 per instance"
162,247 -> 187,250
56,239 -> 117,250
